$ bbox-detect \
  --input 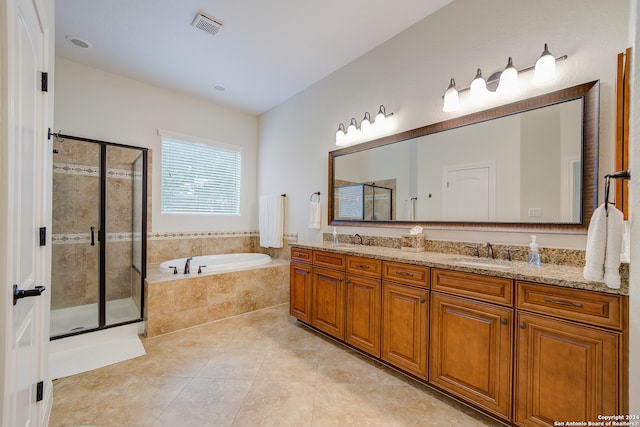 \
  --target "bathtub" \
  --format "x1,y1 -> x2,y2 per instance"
158,253 -> 272,274
146,253 -> 289,337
